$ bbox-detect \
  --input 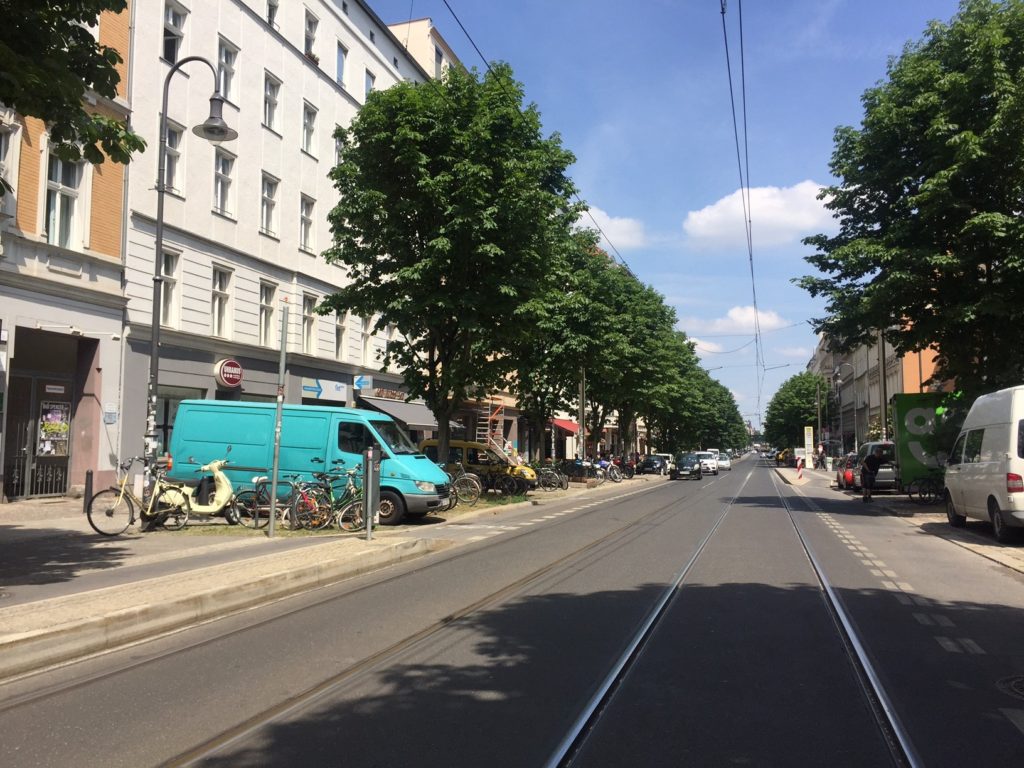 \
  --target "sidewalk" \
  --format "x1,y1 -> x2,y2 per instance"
0,476 -> 657,680
774,465 -> 1024,576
